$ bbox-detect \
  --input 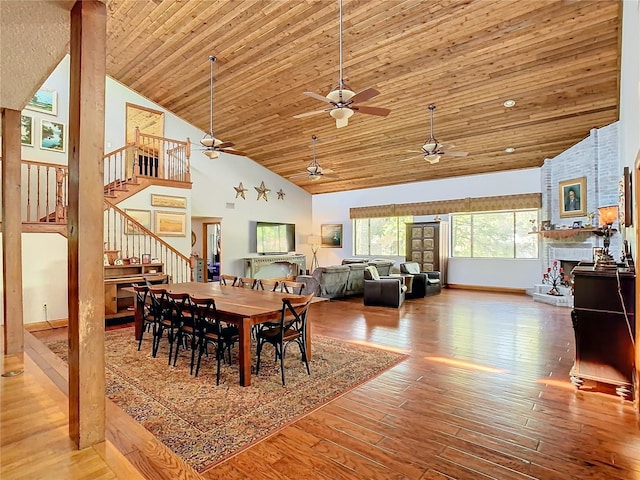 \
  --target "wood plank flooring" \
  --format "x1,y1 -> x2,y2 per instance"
3,289 -> 640,479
